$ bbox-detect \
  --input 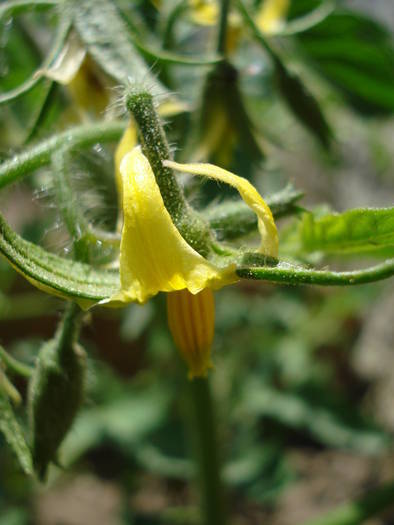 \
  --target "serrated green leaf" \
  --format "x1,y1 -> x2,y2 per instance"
300,207 -> 394,256
296,10 -> 394,114
0,390 -> 33,475
0,212 -> 119,307
69,0 -> 166,94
